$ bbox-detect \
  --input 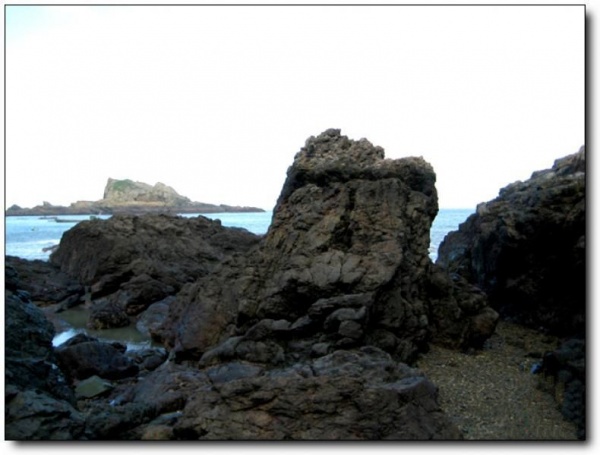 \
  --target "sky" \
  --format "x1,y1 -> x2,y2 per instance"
4,3 -> 585,211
